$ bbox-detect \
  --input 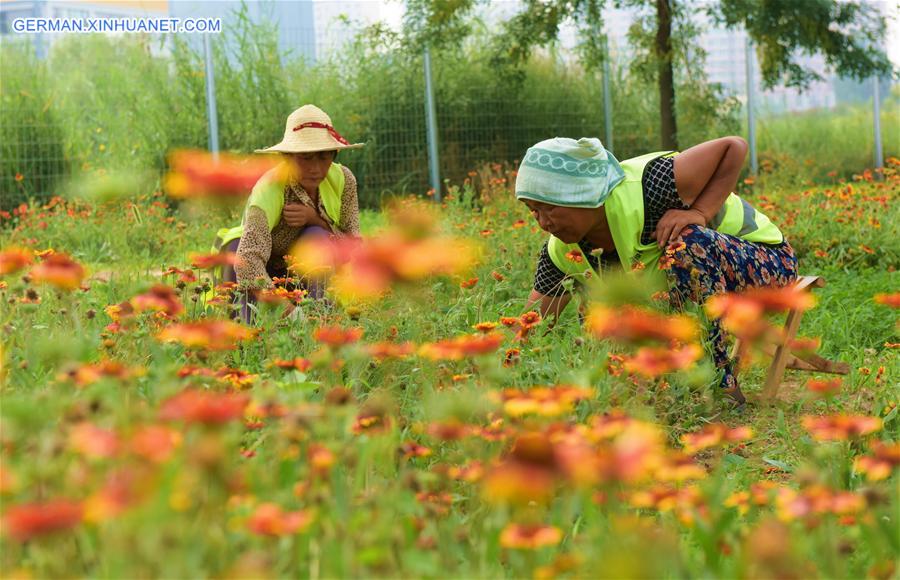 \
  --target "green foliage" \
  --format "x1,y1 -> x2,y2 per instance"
0,41 -> 67,208
715,0 -> 894,89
